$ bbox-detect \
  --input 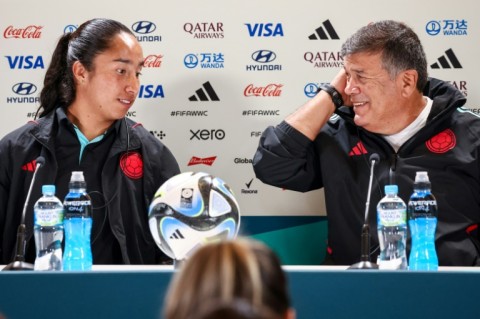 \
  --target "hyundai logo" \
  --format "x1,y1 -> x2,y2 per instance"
251,50 -> 276,63
12,82 -> 37,95
132,21 -> 156,34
